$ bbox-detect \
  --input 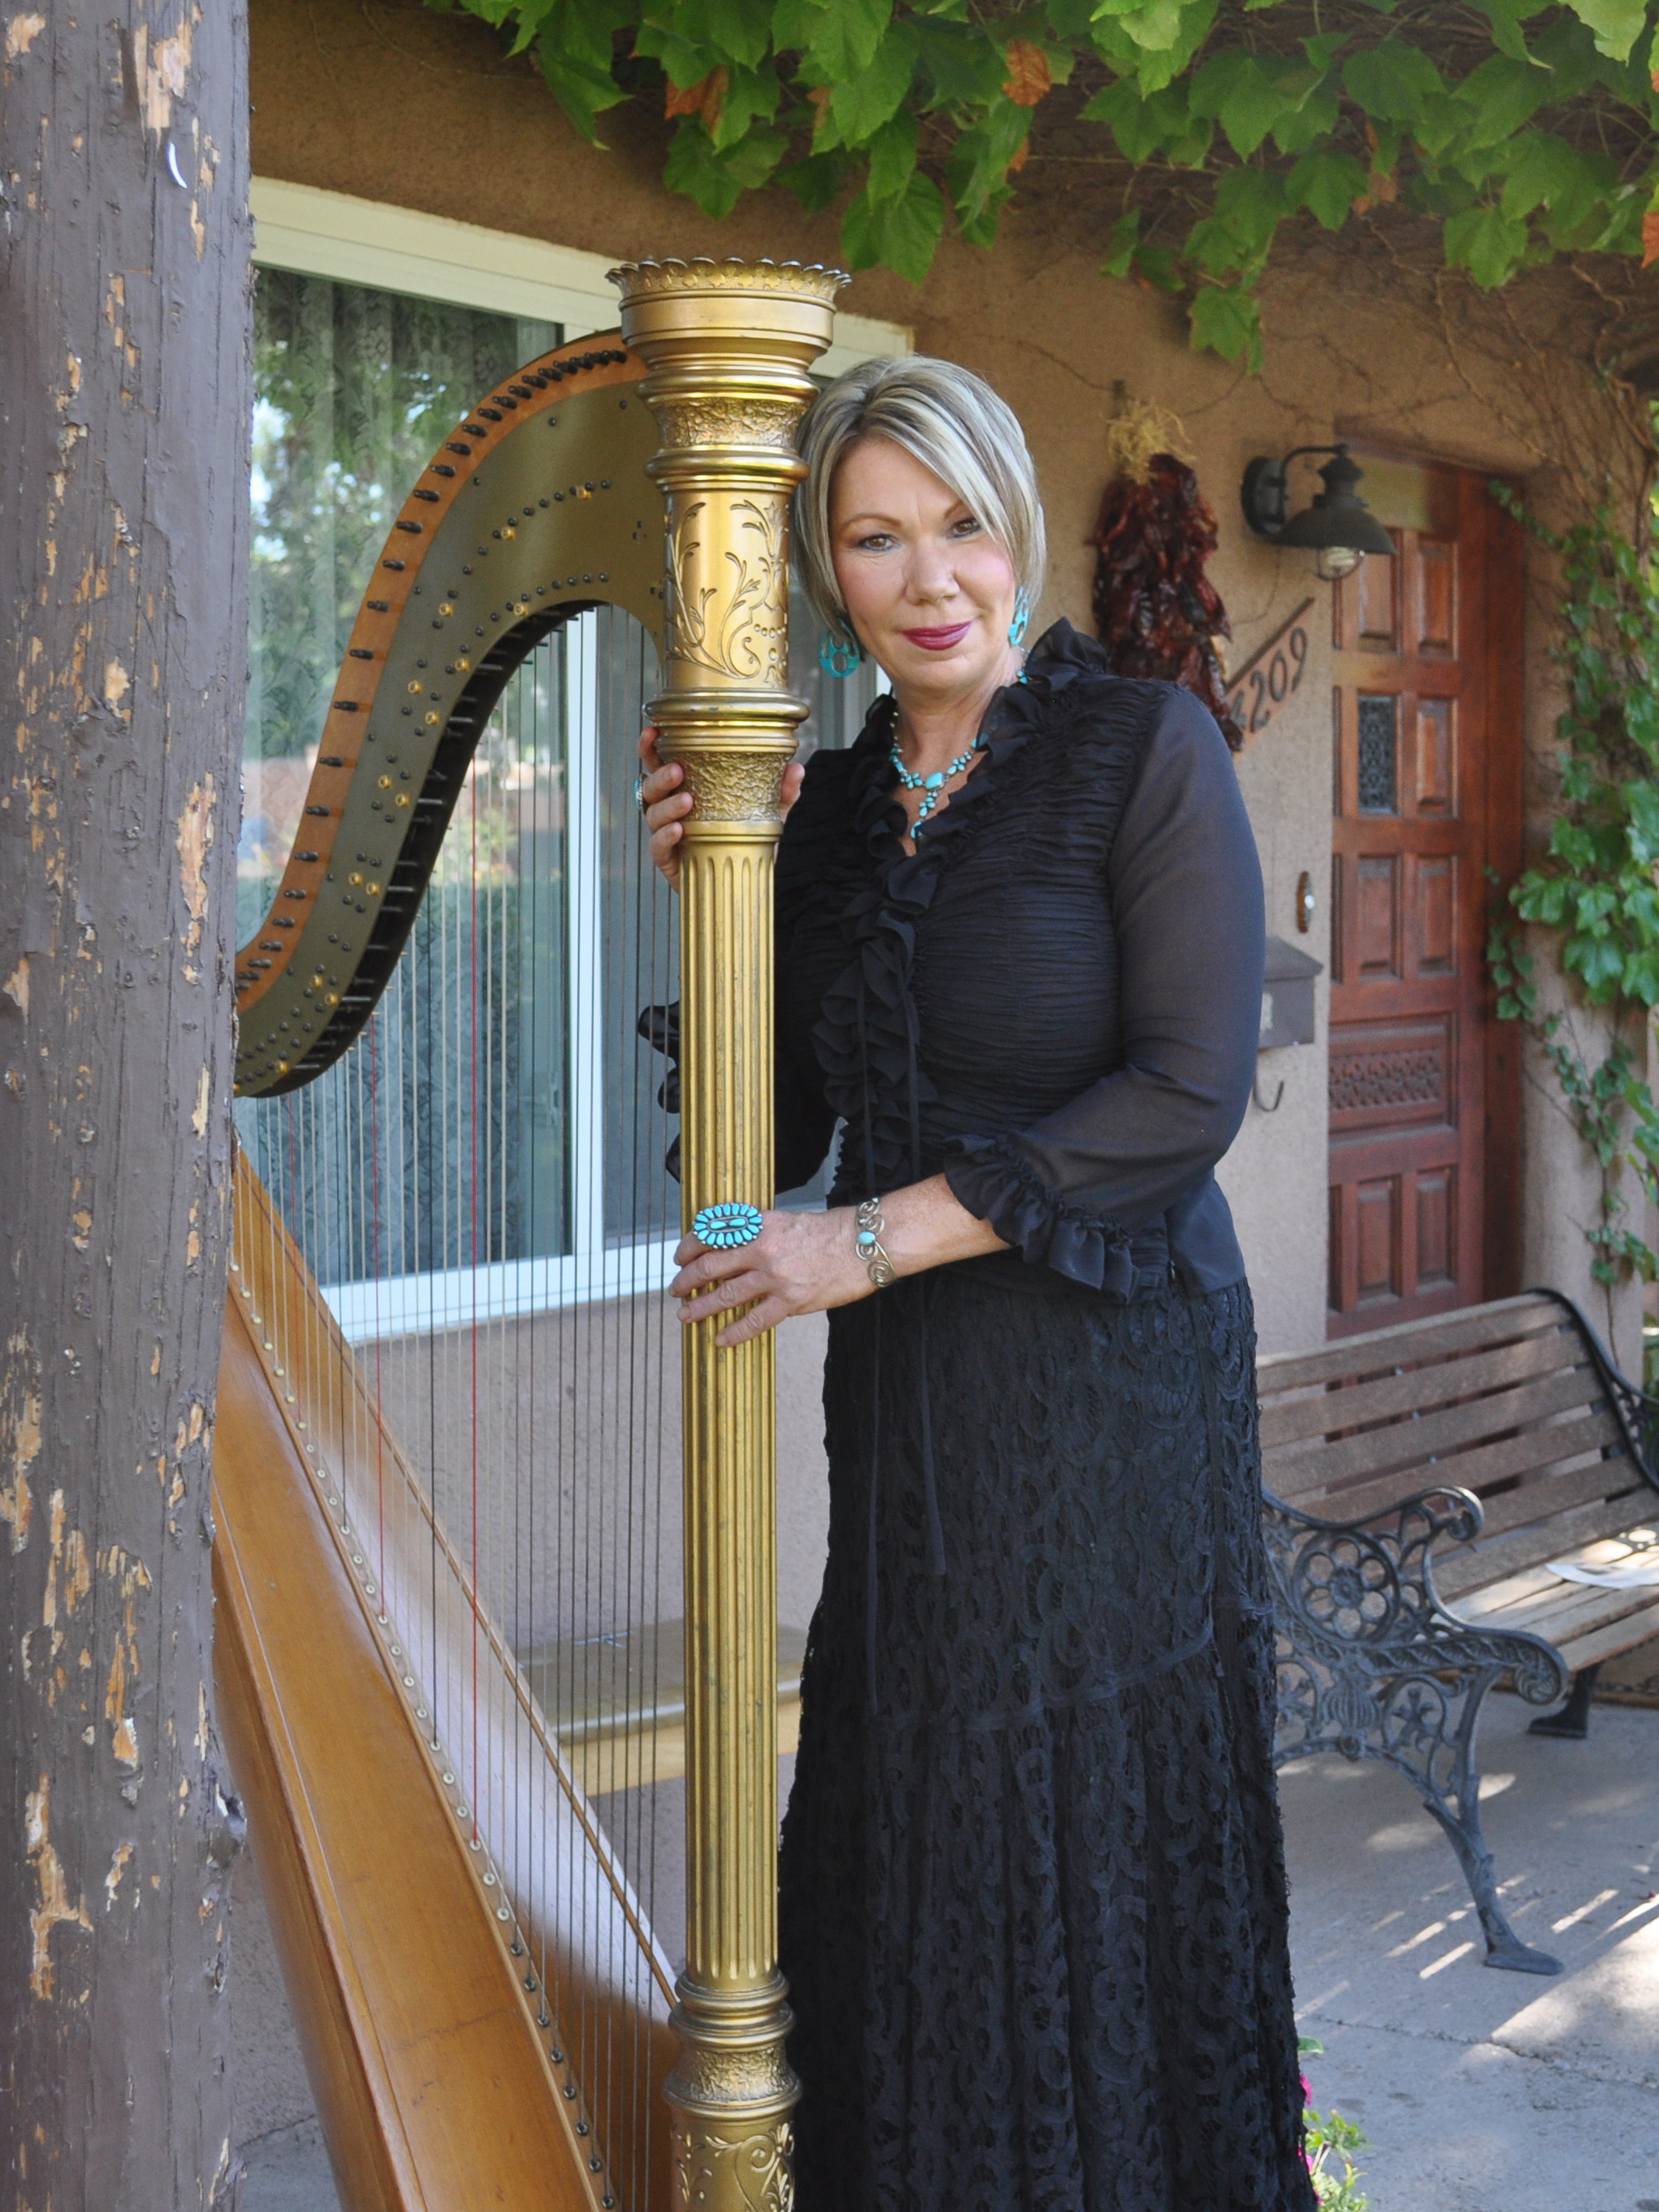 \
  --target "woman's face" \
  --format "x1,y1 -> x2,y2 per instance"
828,436 -> 1019,703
